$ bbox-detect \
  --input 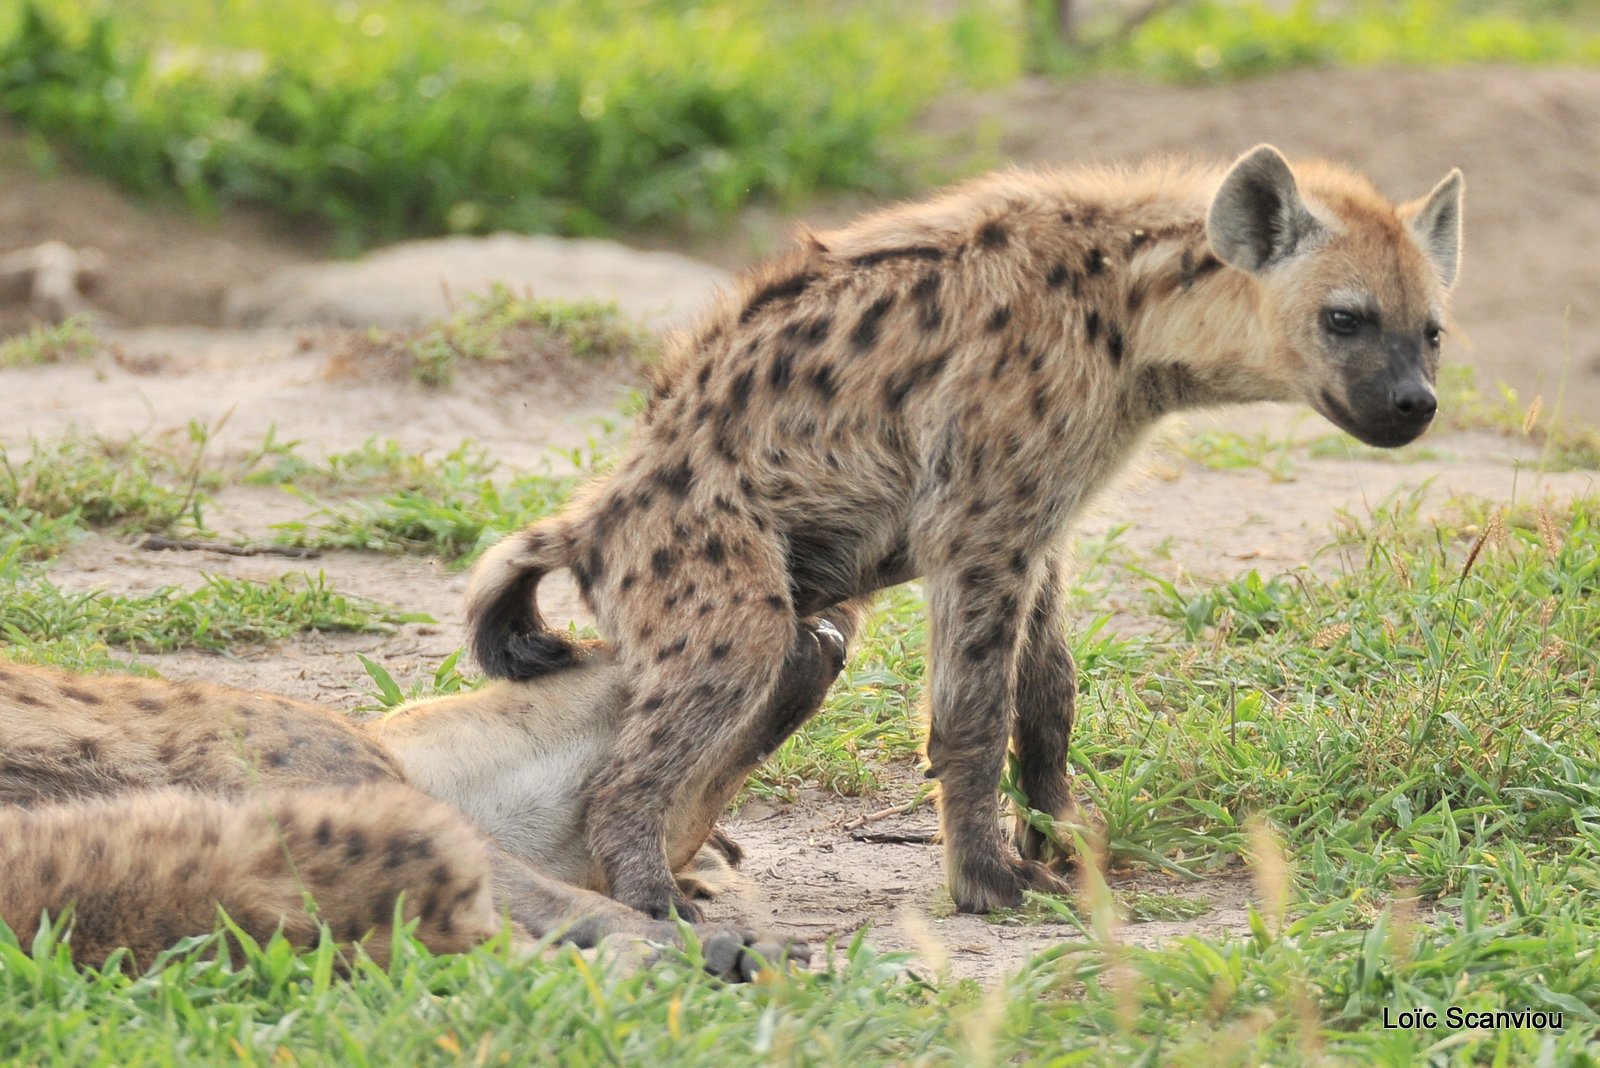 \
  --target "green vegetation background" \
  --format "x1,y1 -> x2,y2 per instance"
3,0 -> 1598,245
